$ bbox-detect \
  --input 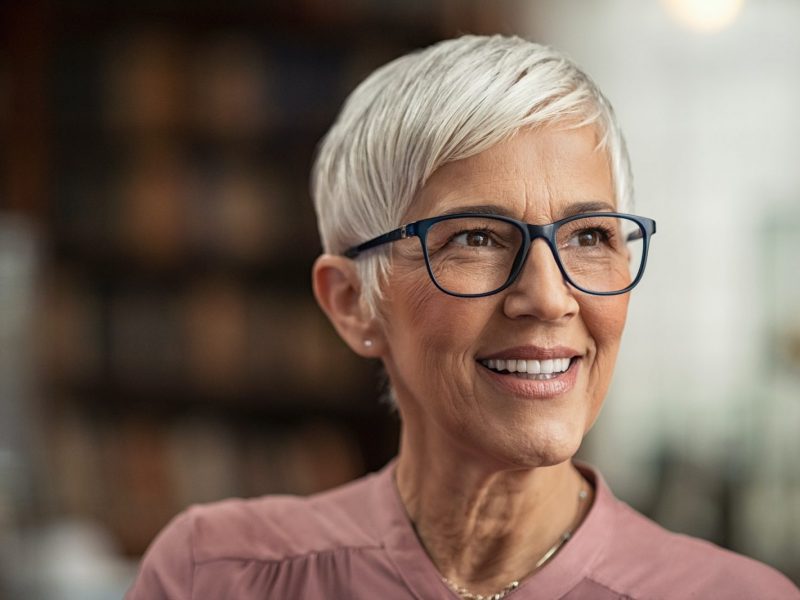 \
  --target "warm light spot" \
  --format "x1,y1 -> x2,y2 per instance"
662,0 -> 745,33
